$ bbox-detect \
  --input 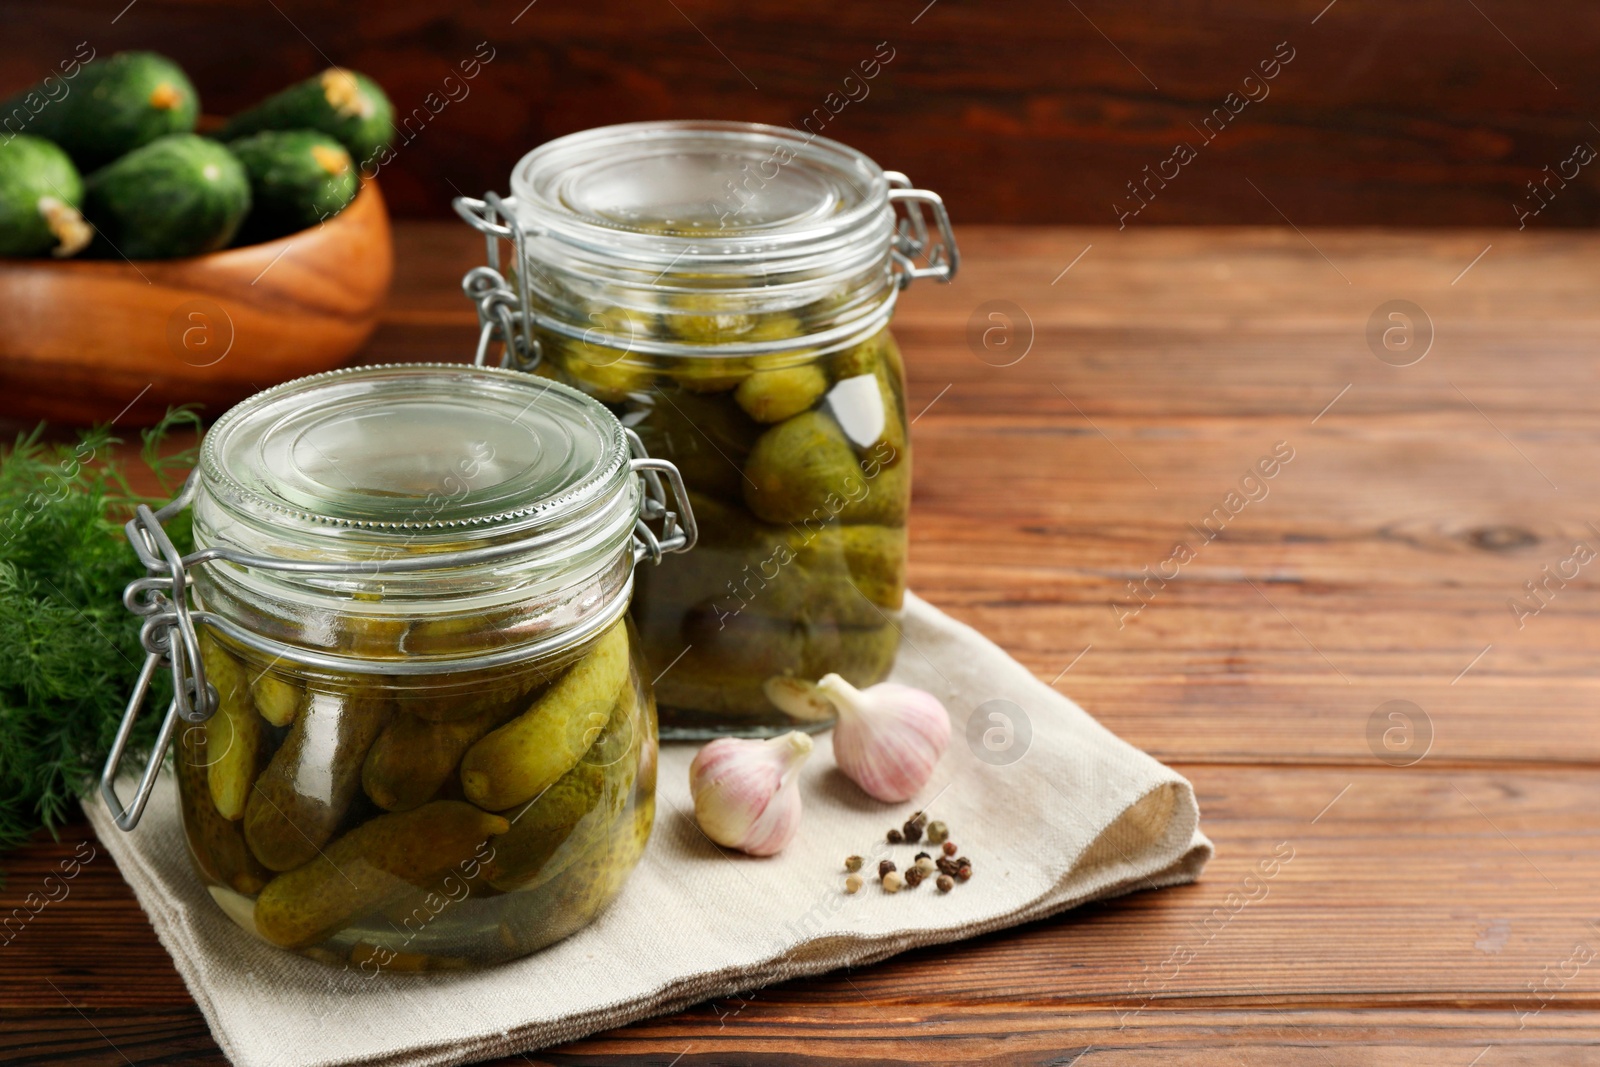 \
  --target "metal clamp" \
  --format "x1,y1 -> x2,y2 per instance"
885,171 -> 960,289
454,193 -> 539,370
625,429 -> 699,564
101,435 -> 696,830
